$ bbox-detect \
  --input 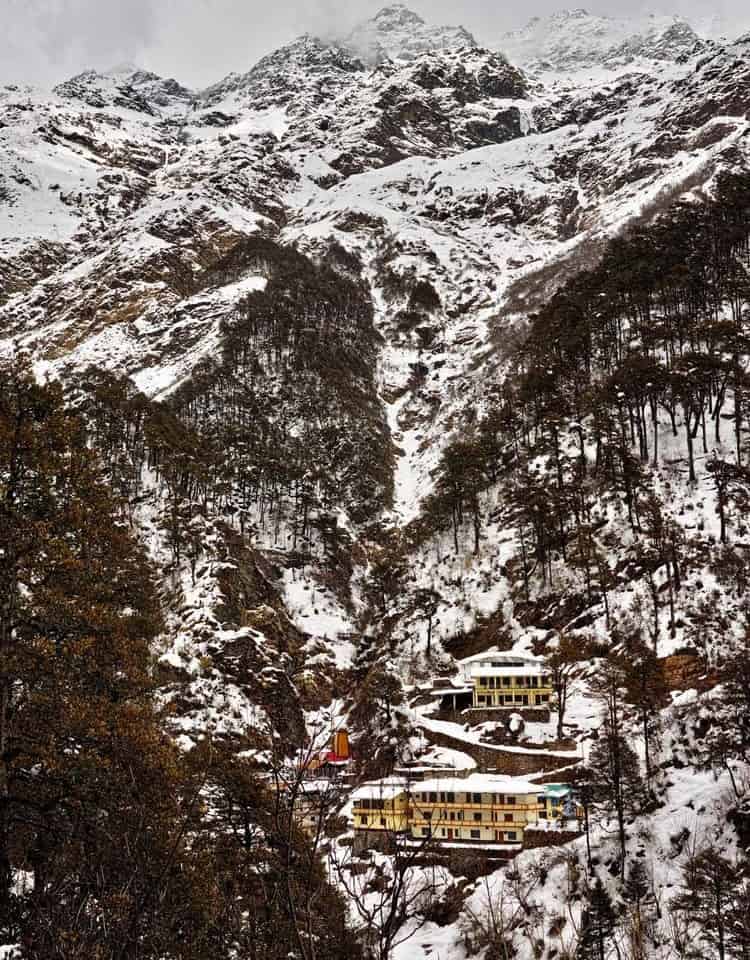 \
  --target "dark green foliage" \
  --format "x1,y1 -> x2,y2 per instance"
0,358 -> 361,960
576,878 -> 617,960
173,239 -> 393,535
415,171 -> 750,609
672,850 -> 750,960
74,238 -> 394,578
